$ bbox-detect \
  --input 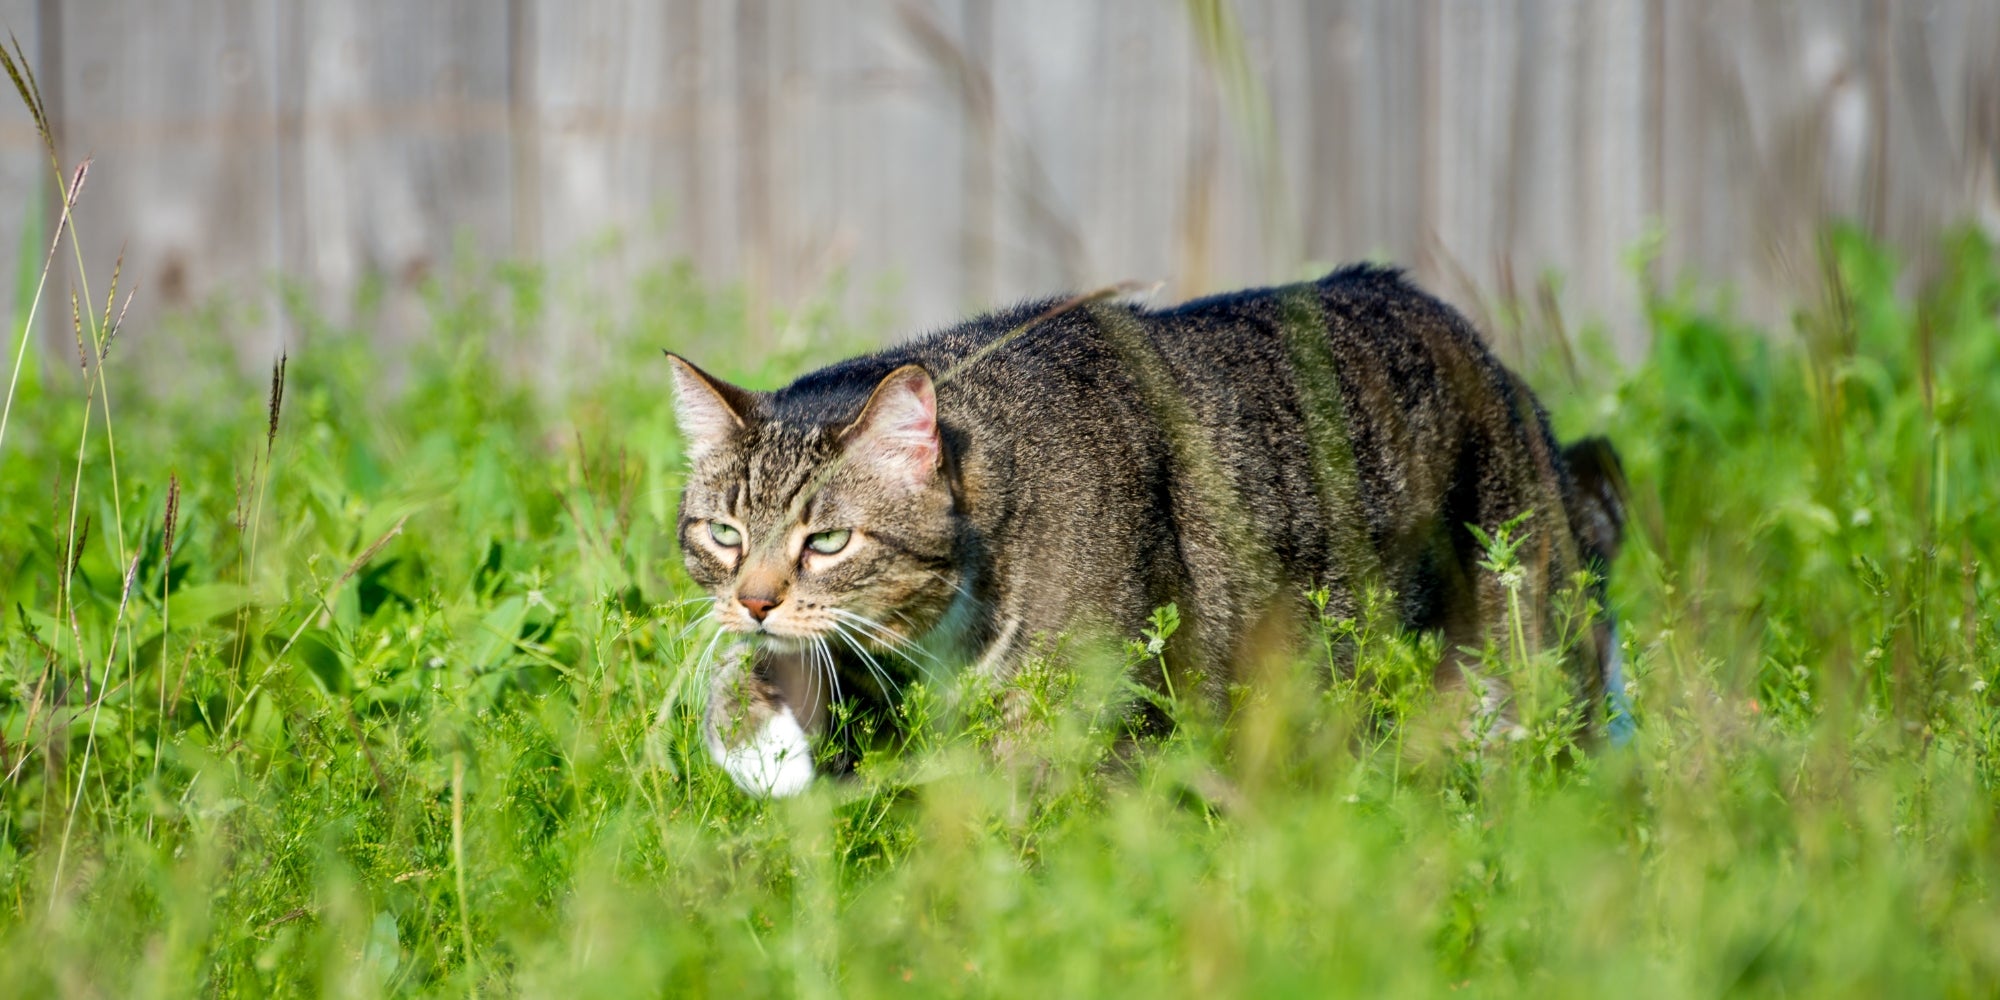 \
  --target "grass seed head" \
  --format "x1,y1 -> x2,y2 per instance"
99,246 -> 134,360
265,353 -> 287,452
162,474 -> 180,568
64,157 -> 89,209
70,287 -> 85,374
233,471 -> 248,533
0,32 -> 50,152
66,515 -> 89,580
